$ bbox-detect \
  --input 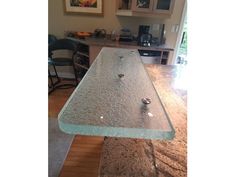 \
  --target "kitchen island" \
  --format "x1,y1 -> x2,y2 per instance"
58,63 -> 187,177
57,47 -> 186,176
59,47 -> 174,139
